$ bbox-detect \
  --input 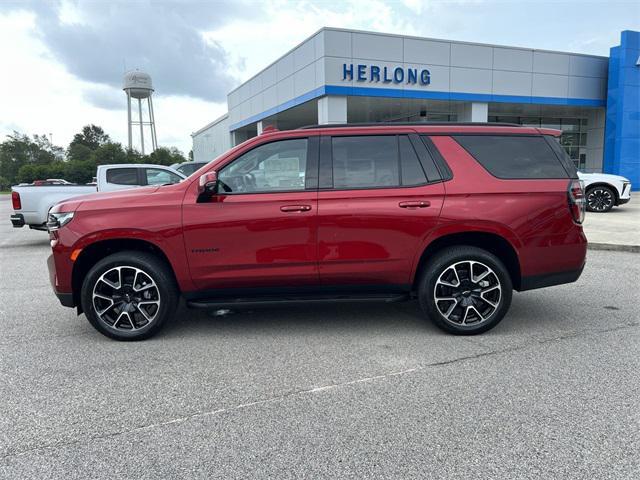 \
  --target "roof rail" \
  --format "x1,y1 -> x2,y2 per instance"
298,122 -> 524,129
